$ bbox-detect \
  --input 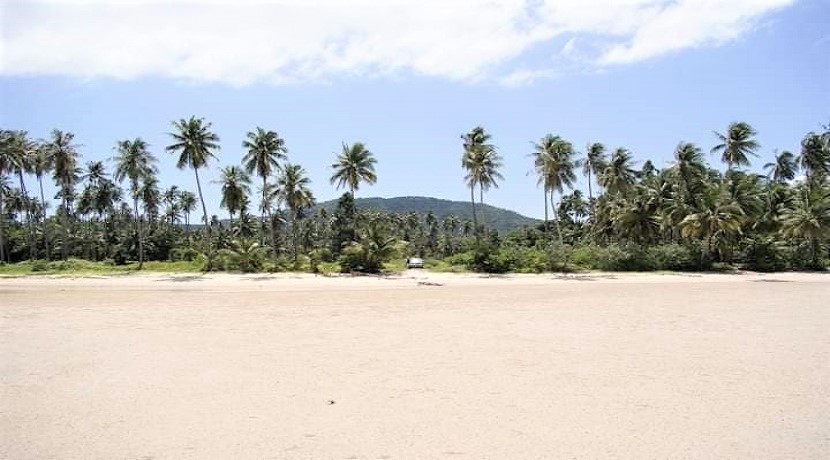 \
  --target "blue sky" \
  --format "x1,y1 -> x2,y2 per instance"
2,0 -> 828,220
